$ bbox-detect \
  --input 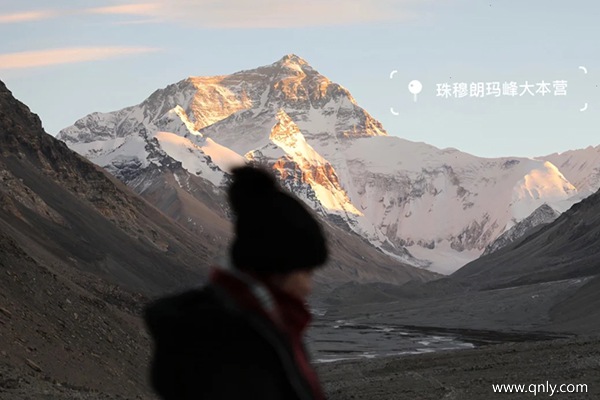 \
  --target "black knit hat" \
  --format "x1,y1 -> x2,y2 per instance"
228,165 -> 328,274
